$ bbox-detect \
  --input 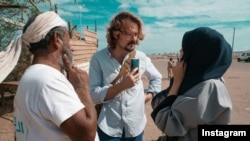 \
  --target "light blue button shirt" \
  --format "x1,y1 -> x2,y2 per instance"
89,47 -> 162,138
